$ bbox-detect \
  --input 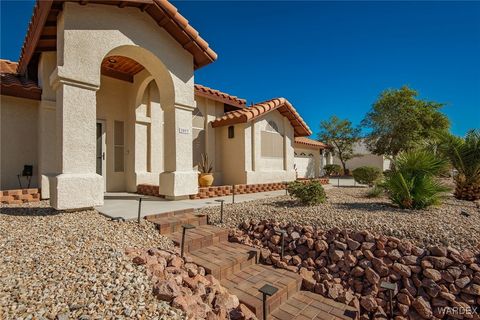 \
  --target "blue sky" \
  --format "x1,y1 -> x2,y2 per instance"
1,1 -> 479,136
